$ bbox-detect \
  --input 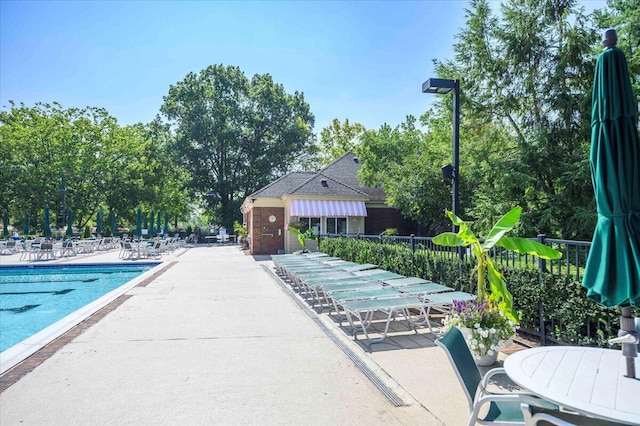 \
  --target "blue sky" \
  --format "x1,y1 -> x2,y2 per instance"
1,1 -> 606,135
